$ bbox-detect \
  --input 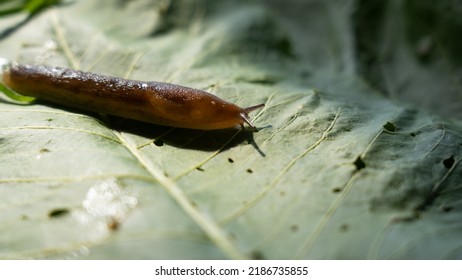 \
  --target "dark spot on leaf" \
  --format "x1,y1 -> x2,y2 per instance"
280,191 -> 285,197
196,167 -> 204,172
246,168 -> 253,173
300,70 -> 311,78
21,215 -> 29,220
410,132 -> 416,137
443,155 -> 455,169
238,76 -> 279,85
154,139 -> 164,146
340,223 -> 349,232
354,156 -> 366,170
228,158 -> 234,163
414,191 -> 440,212
48,208 -> 70,218
415,36 -> 434,61
332,187 -> 342,193
441,206 -> 453,213
391,212 -> 420,223
47,118 -> 53,122
108,218 -> 120,231
276,36 -> 295,58
39,148 -> 50,153
290,225 -> 299,232
250,251 -> 265,260
383,122 -> 396,132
